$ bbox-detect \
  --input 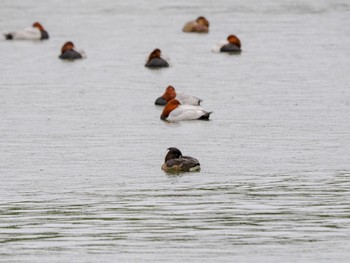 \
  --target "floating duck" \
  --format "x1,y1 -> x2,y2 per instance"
155,86 -> 202,106
59,41 -> 86,60
182,16 -> 209,33
160,99 -> 212,122
162,147 -> 200,173
145,48 -> 169,68
212,35 -> 242,53
4,22 -> 49,40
